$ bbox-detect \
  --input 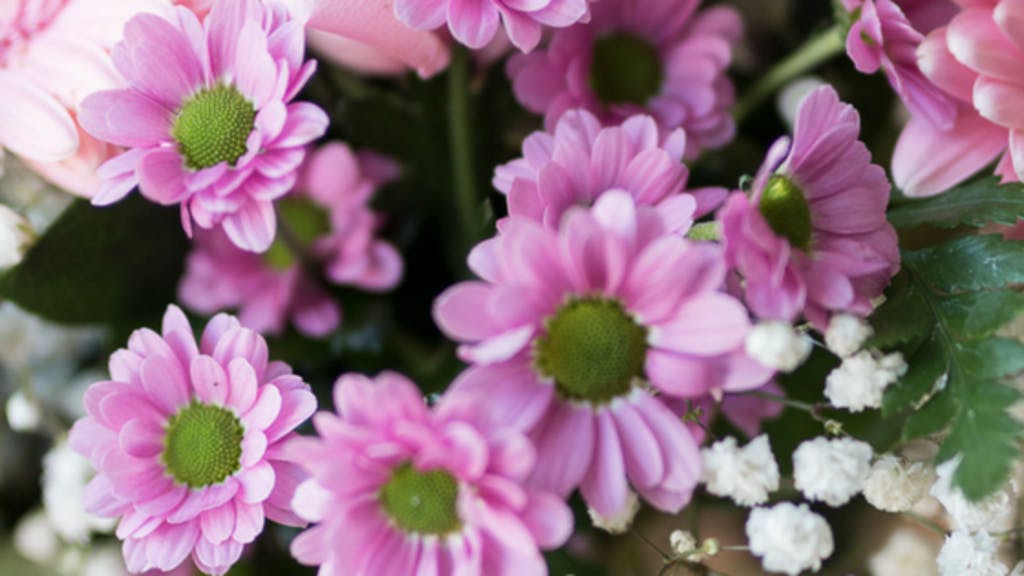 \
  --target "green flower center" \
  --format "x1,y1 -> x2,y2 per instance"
534,297 -> 648,403
172,85 -> 257,170
590,33 -> 664,106
263,197 -> 332,268
379,463 -> 461,536
758,174 -> 813,250
162,402 -> 244,488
